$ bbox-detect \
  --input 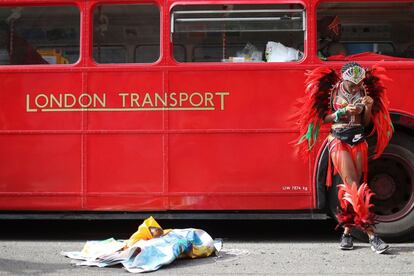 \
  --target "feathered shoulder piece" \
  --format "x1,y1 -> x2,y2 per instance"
293,67 -> 339,159
363,65 -> 394,159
